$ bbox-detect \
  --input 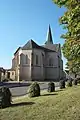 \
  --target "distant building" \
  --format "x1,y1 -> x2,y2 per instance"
0,67 -> 5,81
5,69 -> 15,81
8,25 -> 65,81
